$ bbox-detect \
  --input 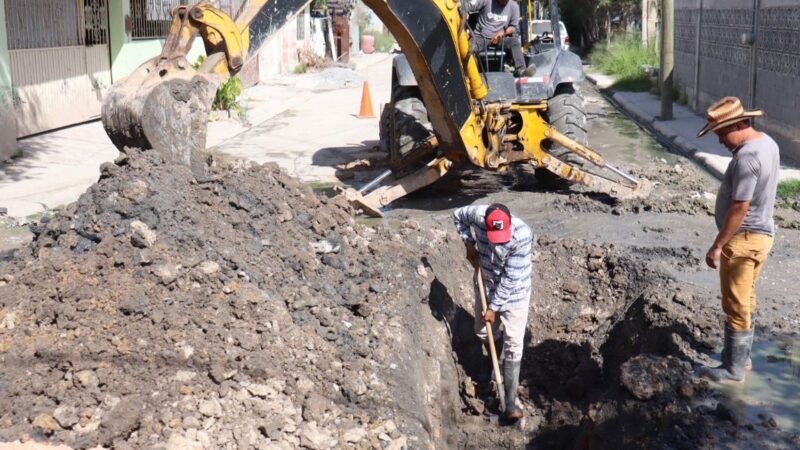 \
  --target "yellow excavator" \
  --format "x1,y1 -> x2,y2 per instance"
101,0 -> 648,217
